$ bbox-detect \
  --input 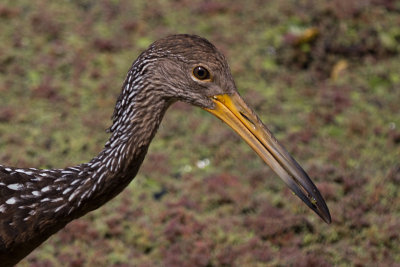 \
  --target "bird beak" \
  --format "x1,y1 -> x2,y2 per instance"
204,92 -> 331,223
